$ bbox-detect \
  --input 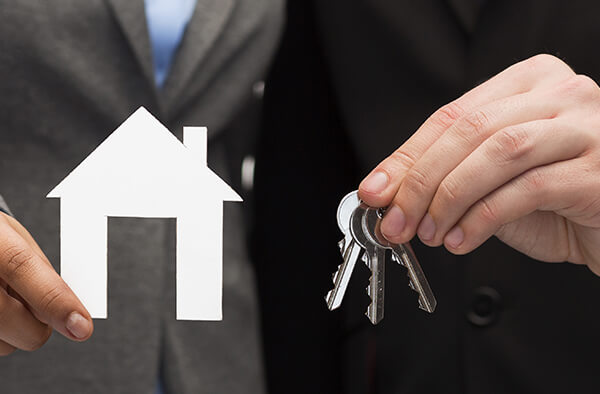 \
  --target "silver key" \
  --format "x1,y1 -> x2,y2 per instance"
362,206 -> 437,313
350,203 -> 386,324
325,191 -> 362,310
